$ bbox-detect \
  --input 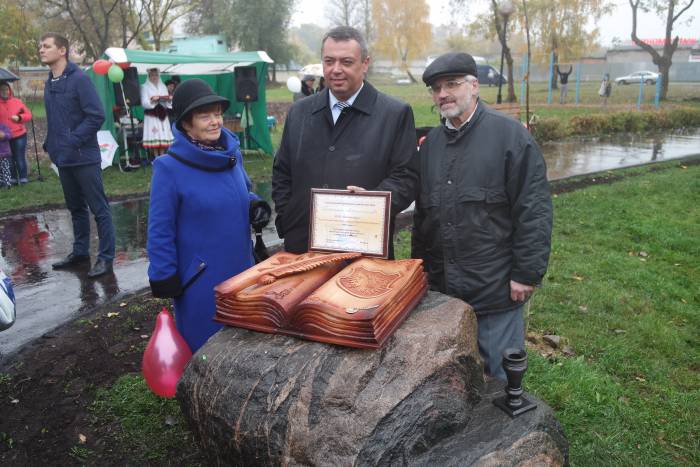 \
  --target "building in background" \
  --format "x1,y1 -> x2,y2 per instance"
167,35 -> 228,54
